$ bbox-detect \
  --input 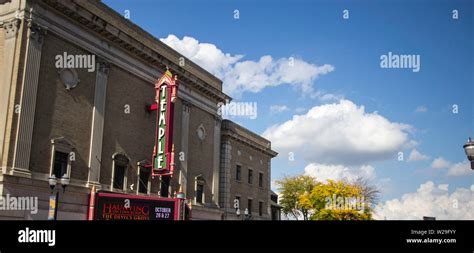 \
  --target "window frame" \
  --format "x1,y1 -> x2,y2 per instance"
194,175 -> 206,205
258,172 -> 264,188
111,152 -> 130,192
196,183 -> 204,204
247,198 -> 253,215
49,137 -> 73,179
236,164 -> 242,181
138,166 -> 151,194
248,168 -> 253,184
